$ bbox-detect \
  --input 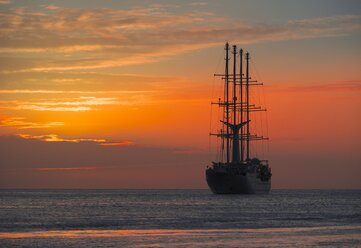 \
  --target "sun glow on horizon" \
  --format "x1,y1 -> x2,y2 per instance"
0,0 -> 360,189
